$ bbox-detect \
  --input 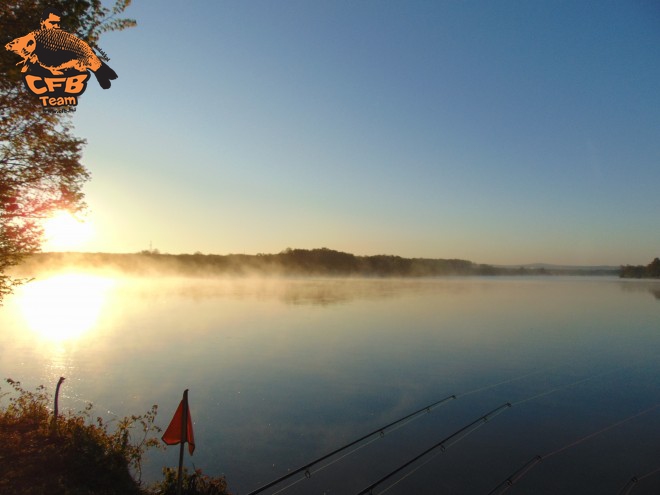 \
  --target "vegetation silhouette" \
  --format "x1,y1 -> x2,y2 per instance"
0,0 -> 136,302
620,258 -> 660,279
14,247 -> 619,279
0,378 -> 231,495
